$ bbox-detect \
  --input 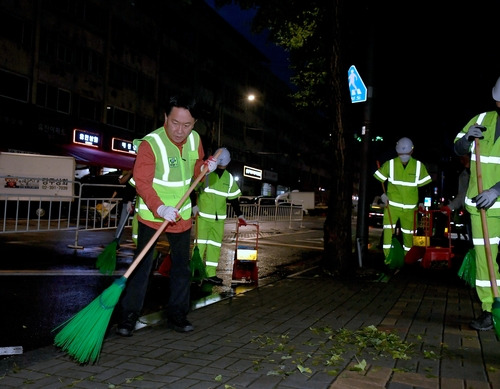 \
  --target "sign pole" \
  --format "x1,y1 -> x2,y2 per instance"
349,53 -> 374,268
